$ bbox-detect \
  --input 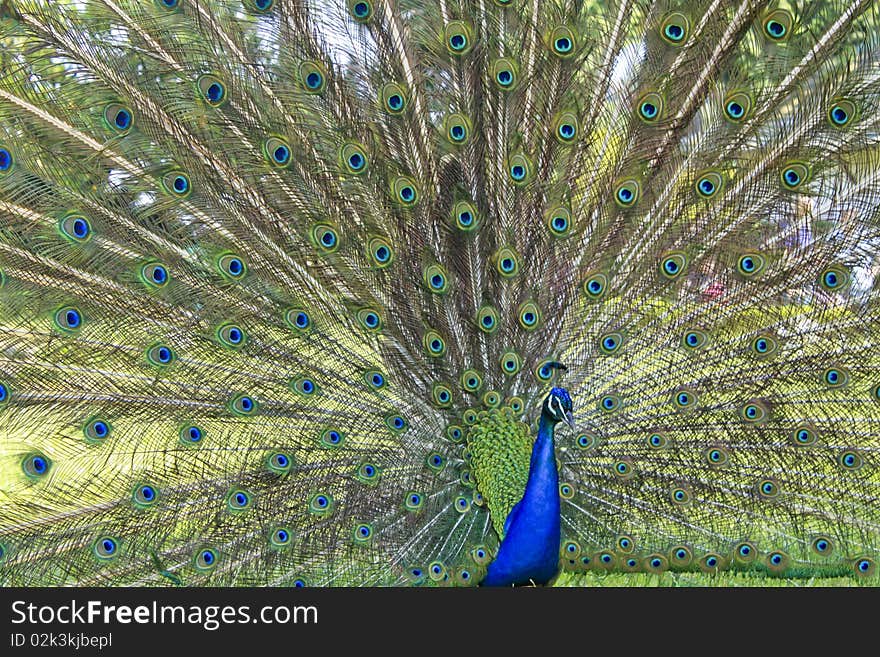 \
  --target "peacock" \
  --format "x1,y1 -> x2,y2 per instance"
0,0 -> 878,588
